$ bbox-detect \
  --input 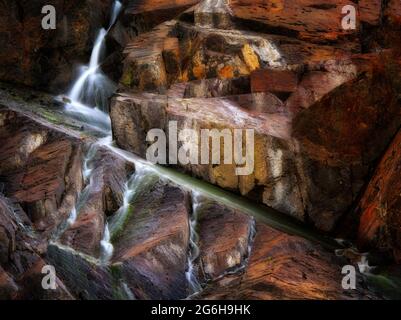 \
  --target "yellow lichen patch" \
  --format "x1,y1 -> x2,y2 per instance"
254,136 -> 269,185
193,65 -> 206,79
241,44 -> 260,72
120,69 -> 133,87
234,56 -> 251,76
192,51 -> 206,79
218,65 -> 234,79
210,164 -> 239,190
